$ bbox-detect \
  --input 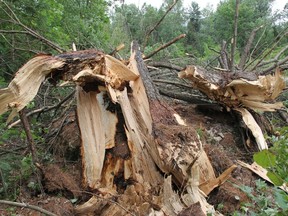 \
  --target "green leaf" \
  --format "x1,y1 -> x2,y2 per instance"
275,189 -> 288,211
253,149 -> 276,168
267,172 -> 284,186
